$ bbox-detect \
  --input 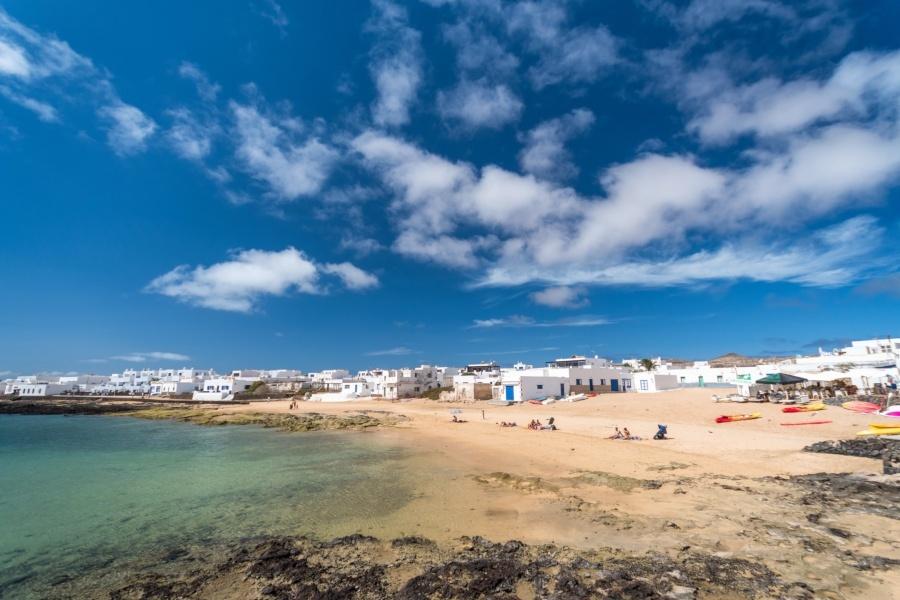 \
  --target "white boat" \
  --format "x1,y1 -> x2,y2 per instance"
560,393 -> 586,403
